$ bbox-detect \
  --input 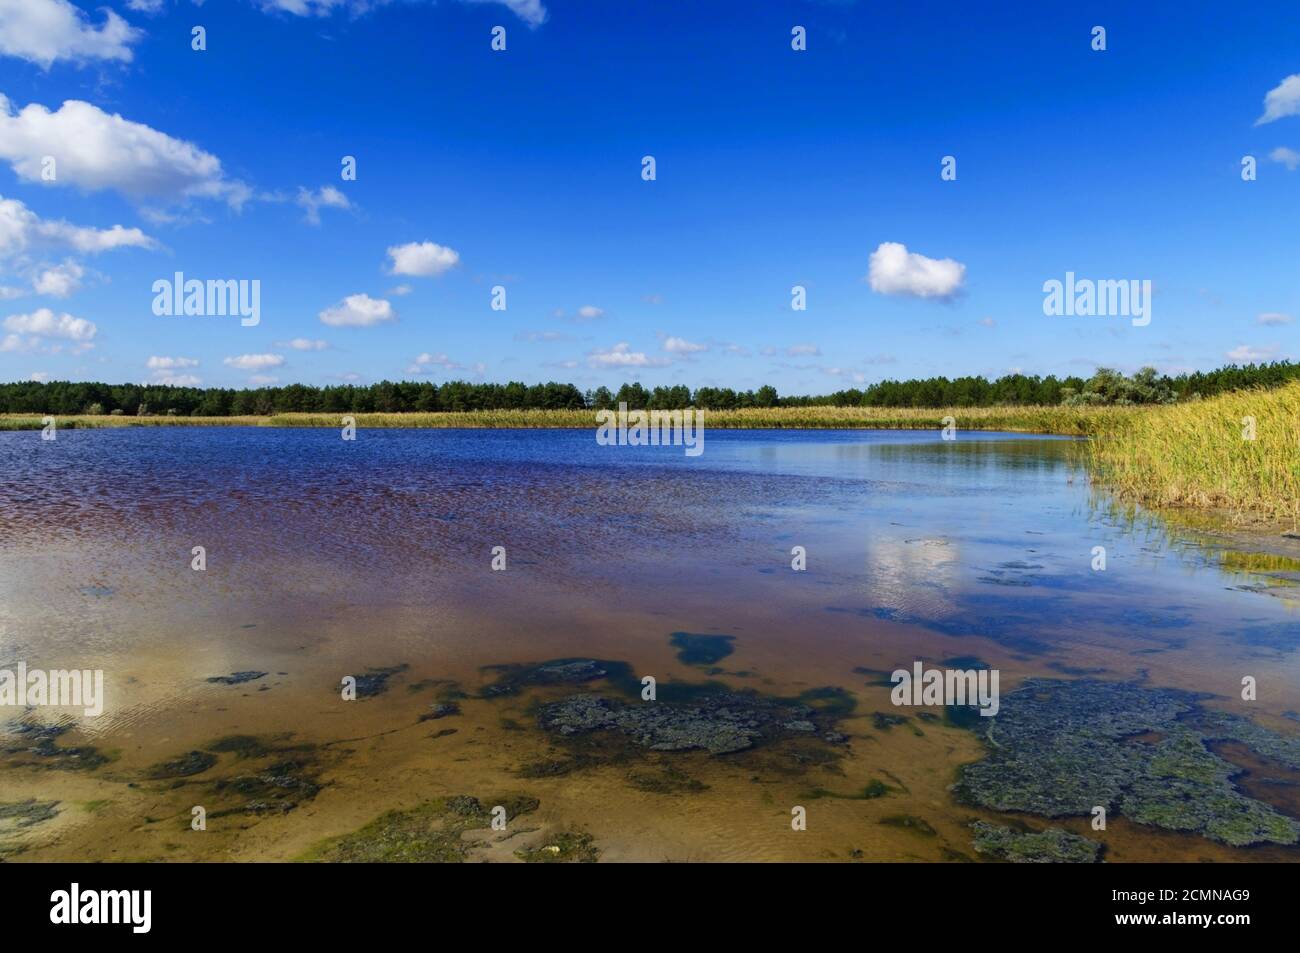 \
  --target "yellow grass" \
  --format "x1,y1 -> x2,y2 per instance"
0,404 -> 1140,434
1087,382 -> 1300,527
